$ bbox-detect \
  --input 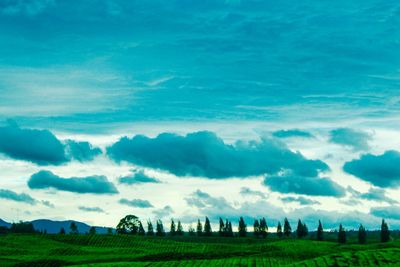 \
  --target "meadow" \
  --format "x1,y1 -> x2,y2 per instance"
1,233 -> 399,267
